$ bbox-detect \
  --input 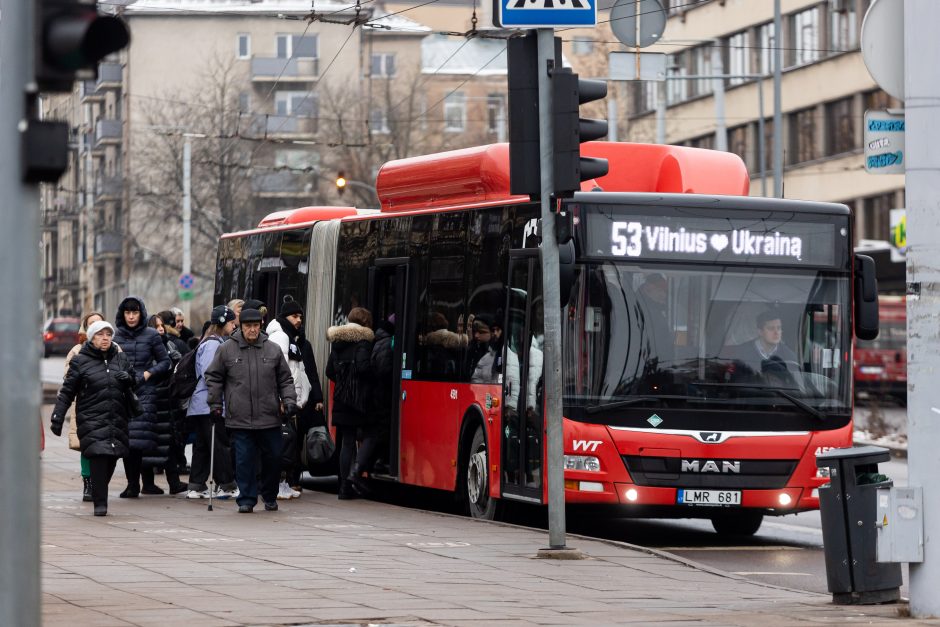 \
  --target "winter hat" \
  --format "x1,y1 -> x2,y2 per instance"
280,300 -> 303,317
210,305 -> 236,325
87,320 -> 114,340
240,308 -> 263,324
